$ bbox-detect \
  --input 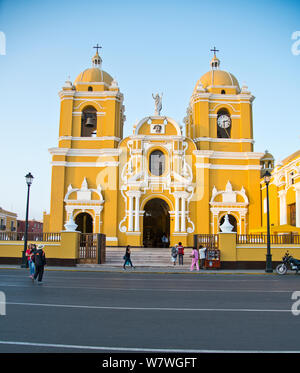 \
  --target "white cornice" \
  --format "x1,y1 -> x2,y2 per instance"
193,150 -> 264,160
58,136 -> 121,142
51,161 -> 119,167
195,163 -> 261,170
75,81 -> 110,87
49,147 -> 121,157
74,91 -> 122,98
129,135 -> 186,141
193,137 -> 254,144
